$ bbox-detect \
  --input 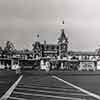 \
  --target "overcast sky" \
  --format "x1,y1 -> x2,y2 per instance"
0,0 -> 100,51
